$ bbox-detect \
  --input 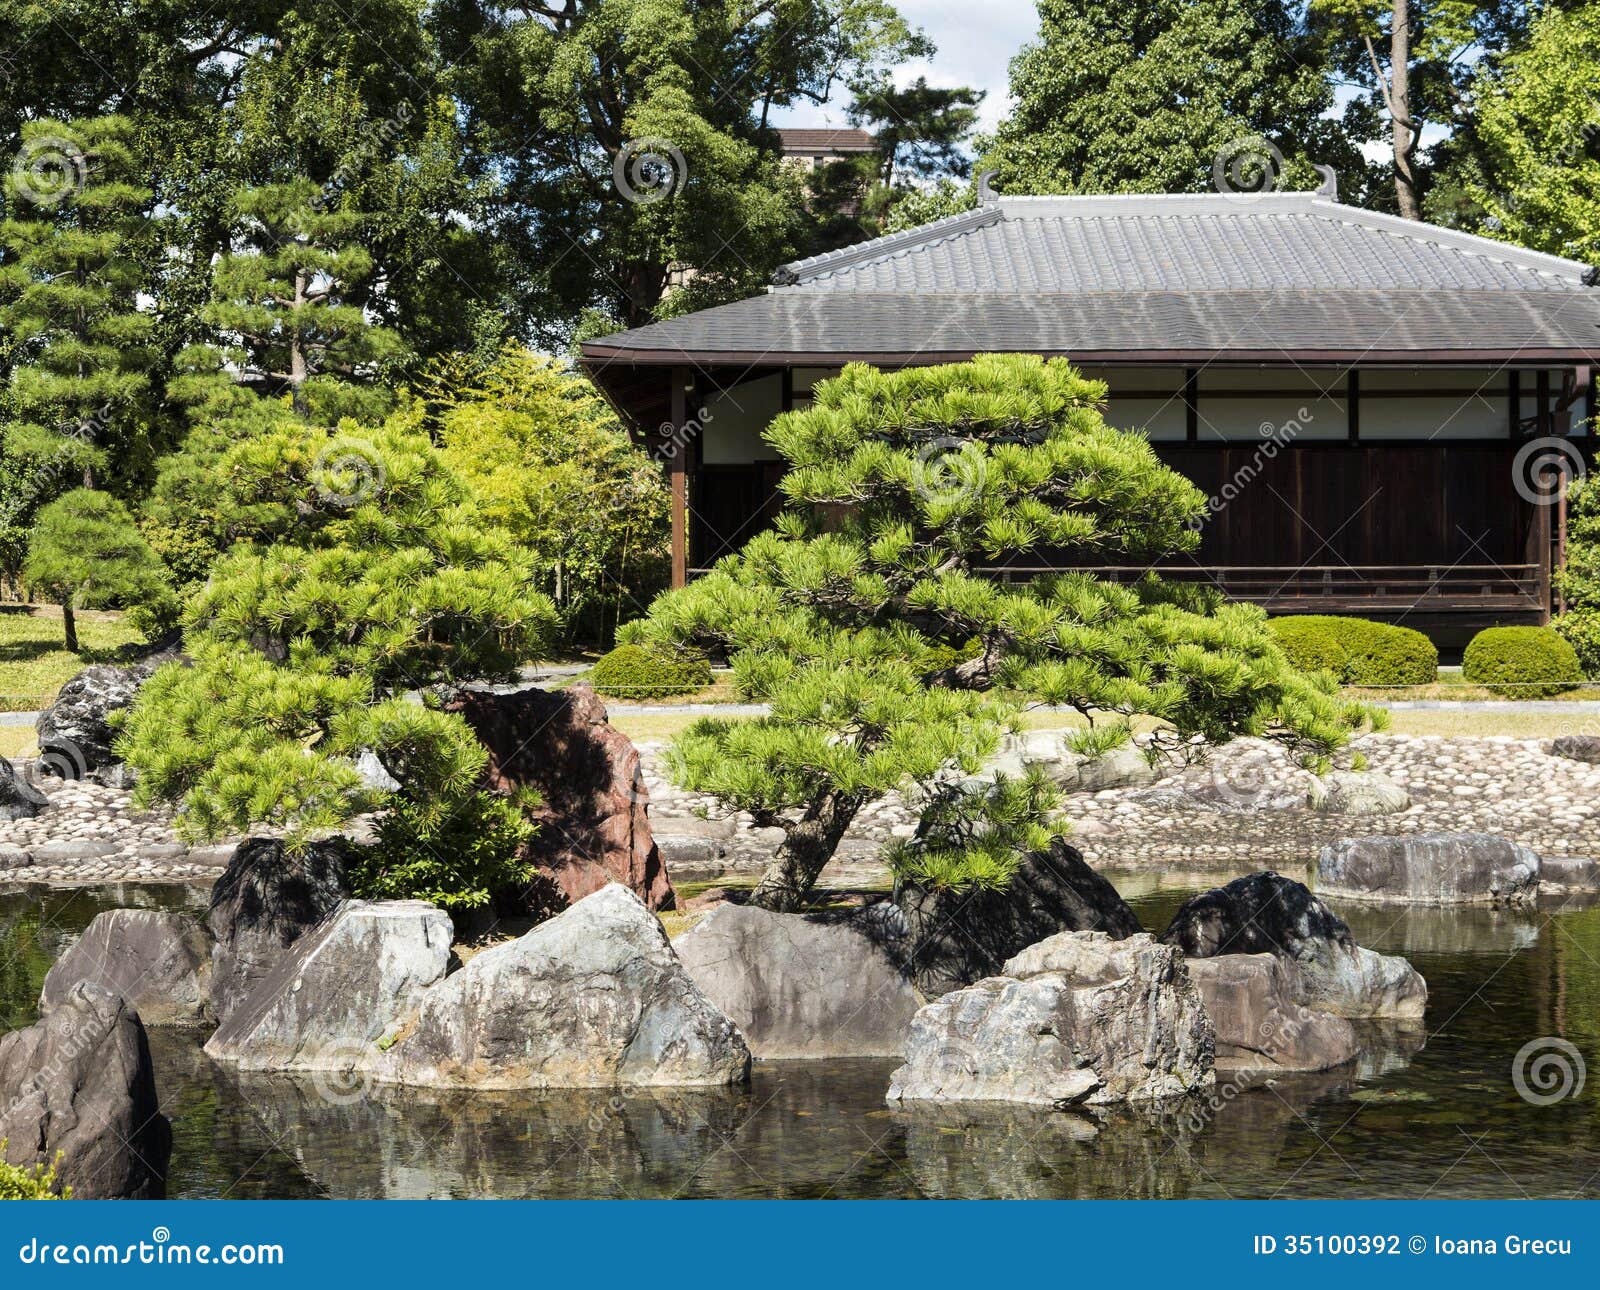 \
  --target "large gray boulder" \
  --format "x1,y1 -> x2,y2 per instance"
0,982 -> 170,1198
41,909 -> 211,1025
886,931 -> 1214,1107
1185,954 -> 1359,1073
1551,734 -> 1600,764
1317,833 -> 1540,905
1307,770 -> 1410,816
675,902 -> 919,1058
381,884 -> 750,1090
205,900 -> 453,1071
207,836 -> 351,1025
33,649 -> 180,784
895,838 -> 1142,998
0,756 -> 47,819
1539,856 -> 1600,900
1160,872 -> 1426,1020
